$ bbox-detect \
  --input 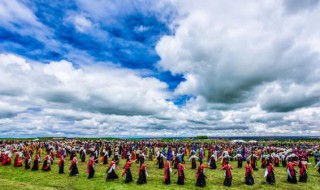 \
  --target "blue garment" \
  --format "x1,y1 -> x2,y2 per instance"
167,148 -> 173,161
